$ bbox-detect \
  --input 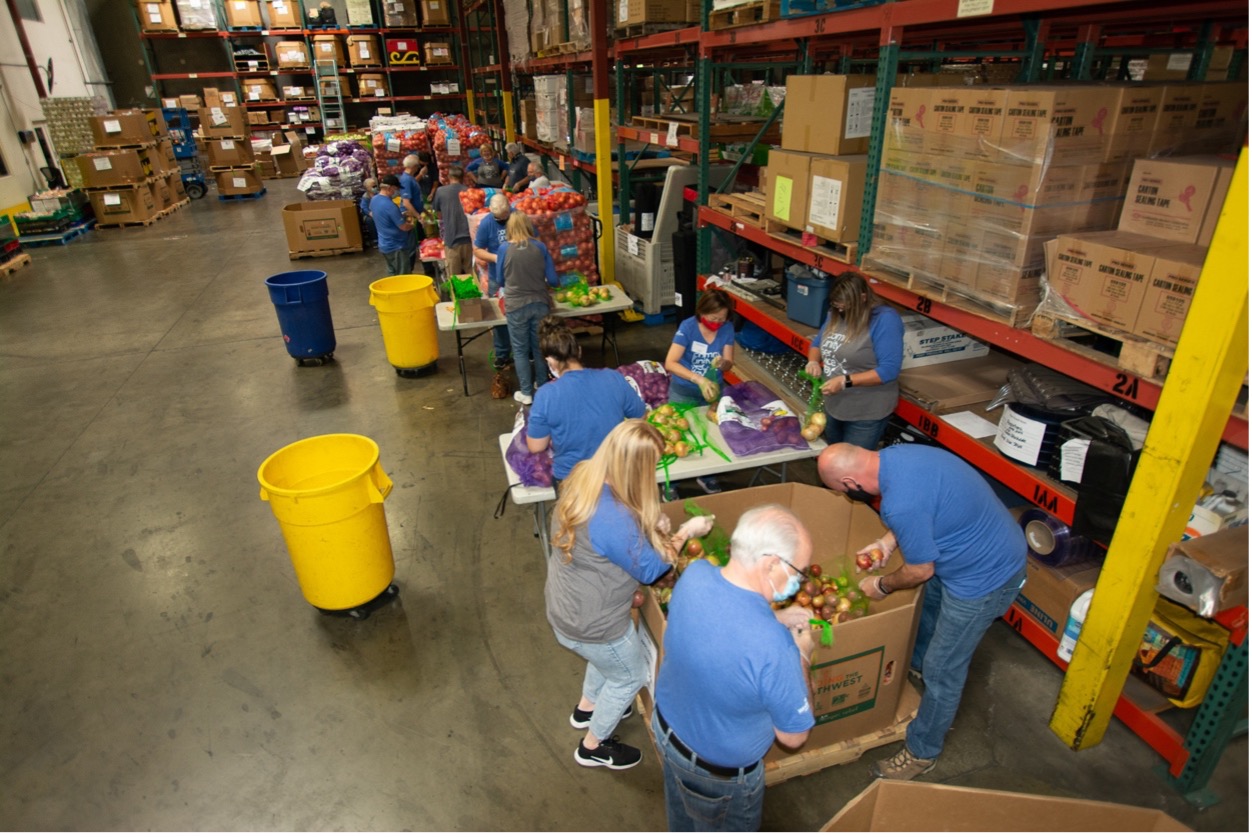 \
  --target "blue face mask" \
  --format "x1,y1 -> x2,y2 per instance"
770,564 -> 803,602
